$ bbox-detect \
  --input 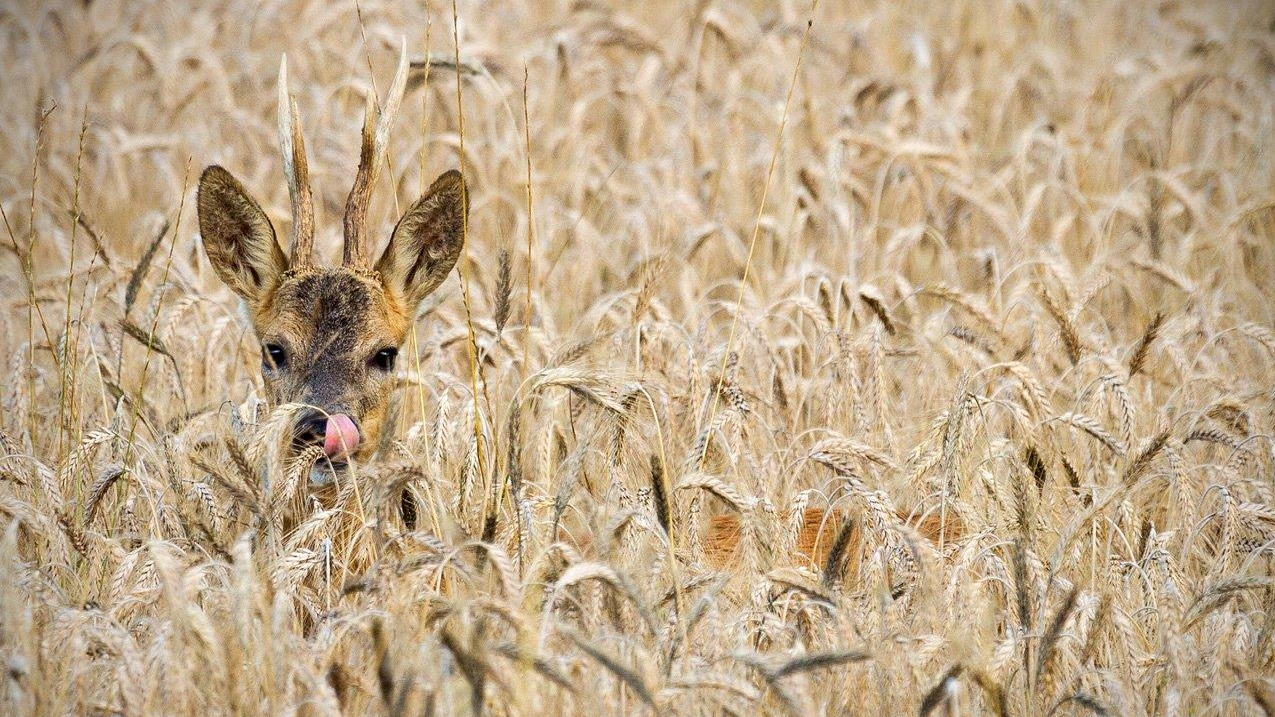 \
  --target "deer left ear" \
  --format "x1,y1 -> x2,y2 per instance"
375,170 -> 467,309
197,165 -> 288,302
